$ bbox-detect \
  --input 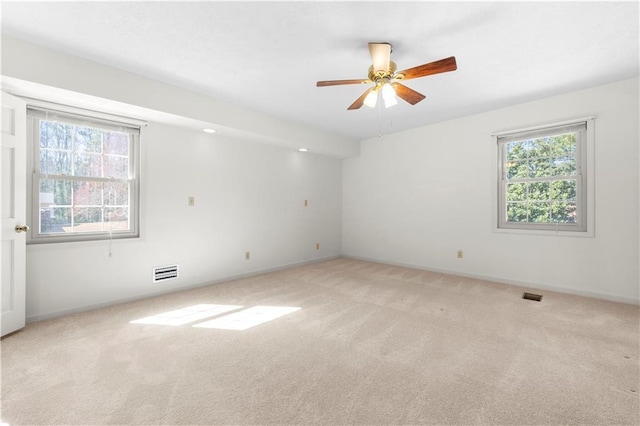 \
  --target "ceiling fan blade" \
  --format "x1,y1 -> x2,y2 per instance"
317,79 -> 369,87
348,88 -> 374,110
397,56 -> 457,80
369,42 -> 392,73
392,83 -> 426,105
